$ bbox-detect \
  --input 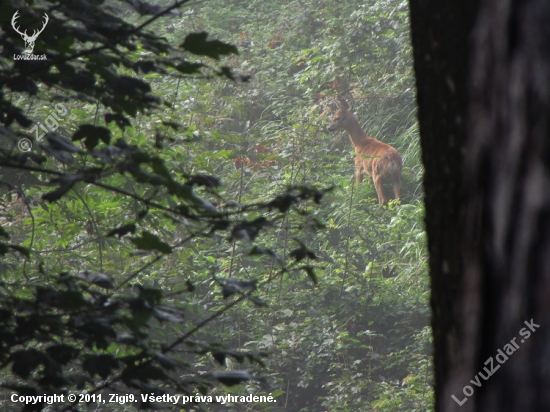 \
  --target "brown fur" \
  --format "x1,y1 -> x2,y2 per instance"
327,98 -> 402,204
